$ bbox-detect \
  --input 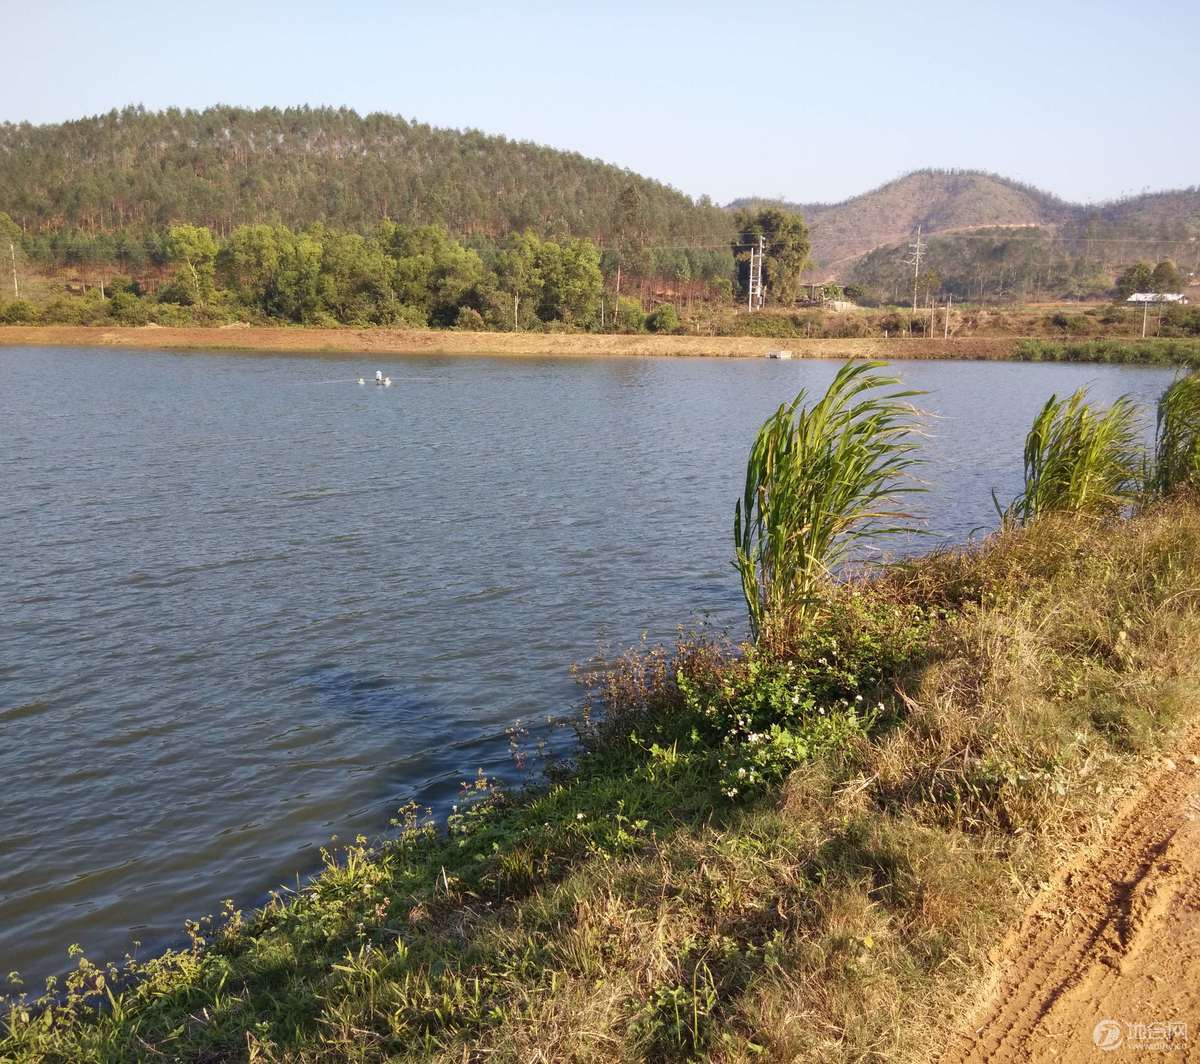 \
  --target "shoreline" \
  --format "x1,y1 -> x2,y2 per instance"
0,324 -> 1025,361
